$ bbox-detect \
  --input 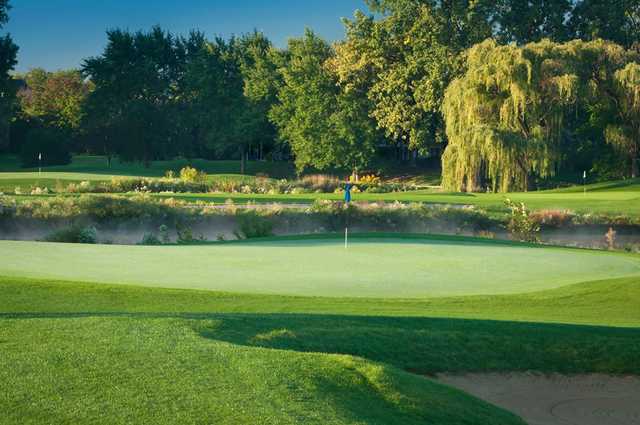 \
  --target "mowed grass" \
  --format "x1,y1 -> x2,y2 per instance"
0,154 -> 295,178
1,272 -> 640,424
1,235 -> 638,297
1,235 -> 639,424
